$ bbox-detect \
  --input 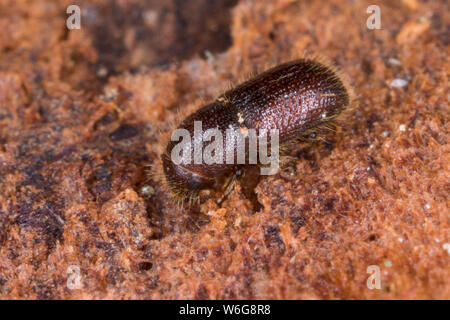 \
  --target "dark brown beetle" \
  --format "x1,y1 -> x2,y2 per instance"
162,58 -> 350,203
